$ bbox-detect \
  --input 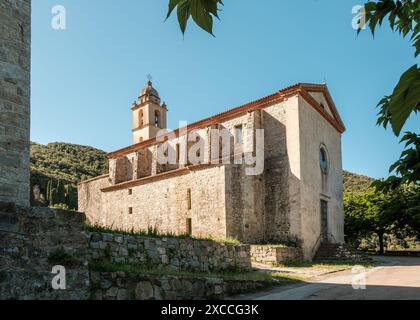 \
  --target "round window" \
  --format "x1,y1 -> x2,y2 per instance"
320,147 -> 328,173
